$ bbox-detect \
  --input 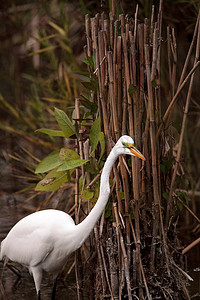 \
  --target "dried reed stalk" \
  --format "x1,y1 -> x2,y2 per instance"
166,19 -> 200,226
144,44 -> 169,274
74,3 -> 199,298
